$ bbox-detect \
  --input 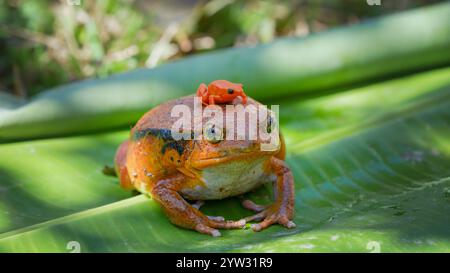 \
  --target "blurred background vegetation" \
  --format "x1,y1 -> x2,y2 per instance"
0,0 -> 445,98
